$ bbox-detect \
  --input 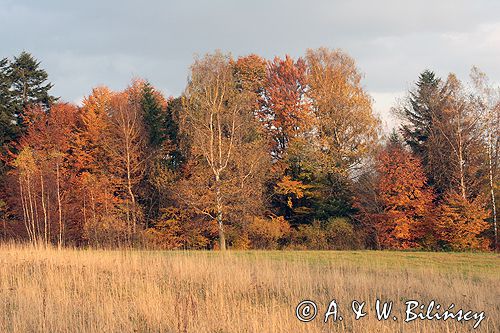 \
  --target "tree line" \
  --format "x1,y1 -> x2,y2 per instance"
0,49 -> 498,250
